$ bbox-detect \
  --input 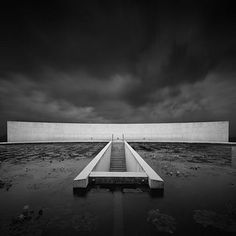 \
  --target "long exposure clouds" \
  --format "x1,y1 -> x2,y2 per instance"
0,1 -> 236,138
